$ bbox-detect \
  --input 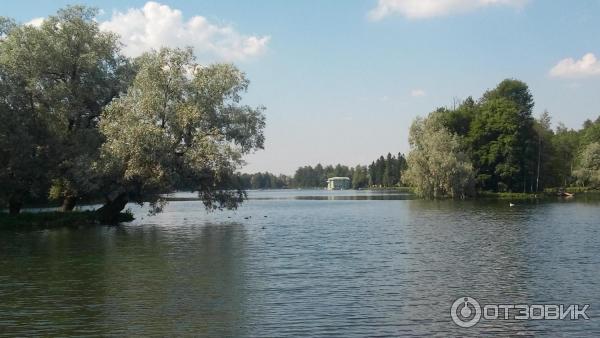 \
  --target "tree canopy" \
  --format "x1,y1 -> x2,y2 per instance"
0,6 -> 133,212
402,115 -> 475,199
0,6 -> 265,219
96,48 -> 265,221
408,78 -> 600,195
573,142 -> 600,188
